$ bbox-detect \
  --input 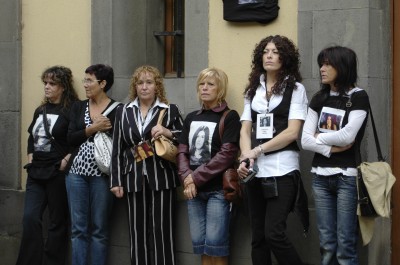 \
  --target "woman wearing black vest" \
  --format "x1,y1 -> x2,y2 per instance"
237,35 -> 309,265
301,46 -> 369,265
